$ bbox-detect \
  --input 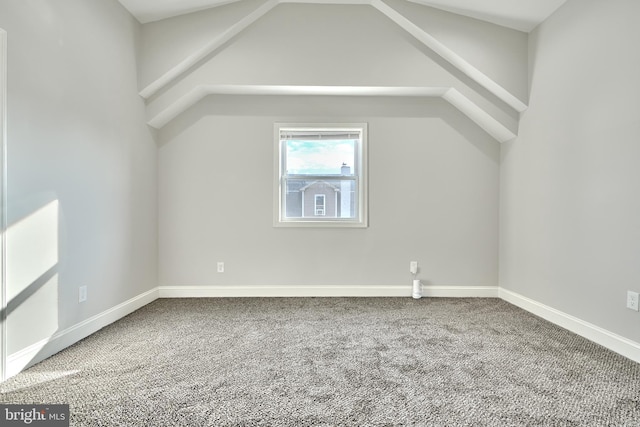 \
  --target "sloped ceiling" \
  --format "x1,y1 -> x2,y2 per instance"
409,0 -> 566,32
133,0 -> 547,142
119,0 -> 566,32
